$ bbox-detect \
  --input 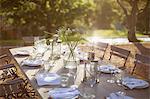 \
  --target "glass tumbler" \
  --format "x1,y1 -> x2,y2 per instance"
61,74 -> 69,87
